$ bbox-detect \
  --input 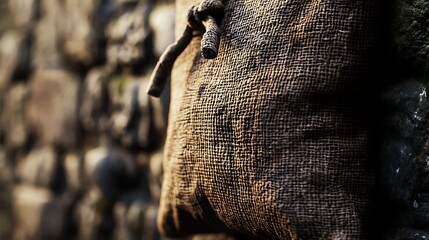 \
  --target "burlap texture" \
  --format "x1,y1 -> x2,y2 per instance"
159,0 -> 377,239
